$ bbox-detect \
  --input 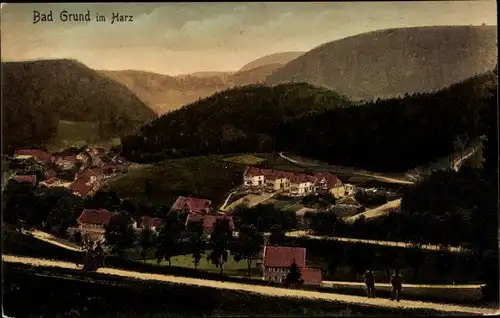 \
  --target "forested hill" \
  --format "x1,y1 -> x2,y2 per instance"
276,67 -> 498,172
121,83 -> 353,162
2,60 -> 156,153
266,26 -> 497,101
